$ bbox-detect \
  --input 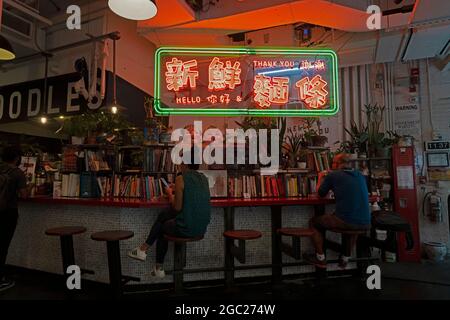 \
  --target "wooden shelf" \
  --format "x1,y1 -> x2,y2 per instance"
143,143 -> 176,148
